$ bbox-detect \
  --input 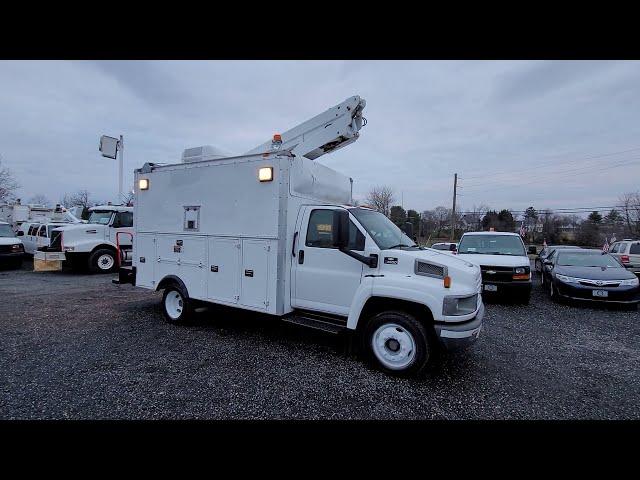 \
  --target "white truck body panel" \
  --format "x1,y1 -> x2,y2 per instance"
134,153 -> 352,317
